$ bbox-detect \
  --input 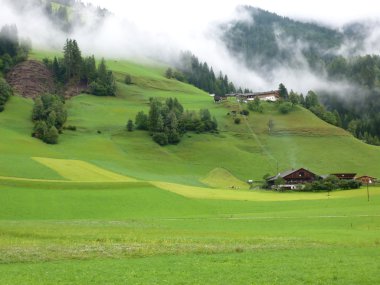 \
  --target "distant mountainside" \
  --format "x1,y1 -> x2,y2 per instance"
6,0 -> 110,33
221,7 -> 380,145
222,7 -> 344,70
221,7 -> 380,69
